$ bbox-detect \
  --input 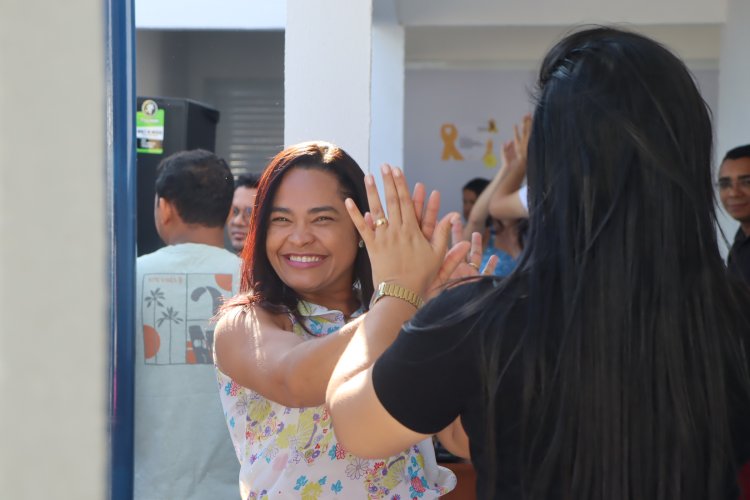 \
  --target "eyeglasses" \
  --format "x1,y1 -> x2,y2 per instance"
231,206 -> 253,220
717,176 -> 750,190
